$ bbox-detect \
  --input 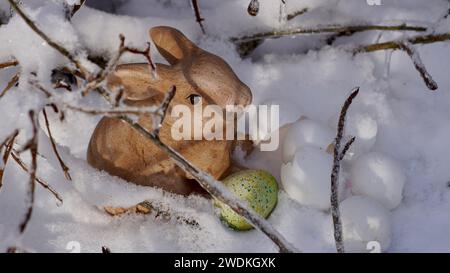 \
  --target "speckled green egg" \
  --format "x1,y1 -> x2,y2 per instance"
215,170 -> 279,231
